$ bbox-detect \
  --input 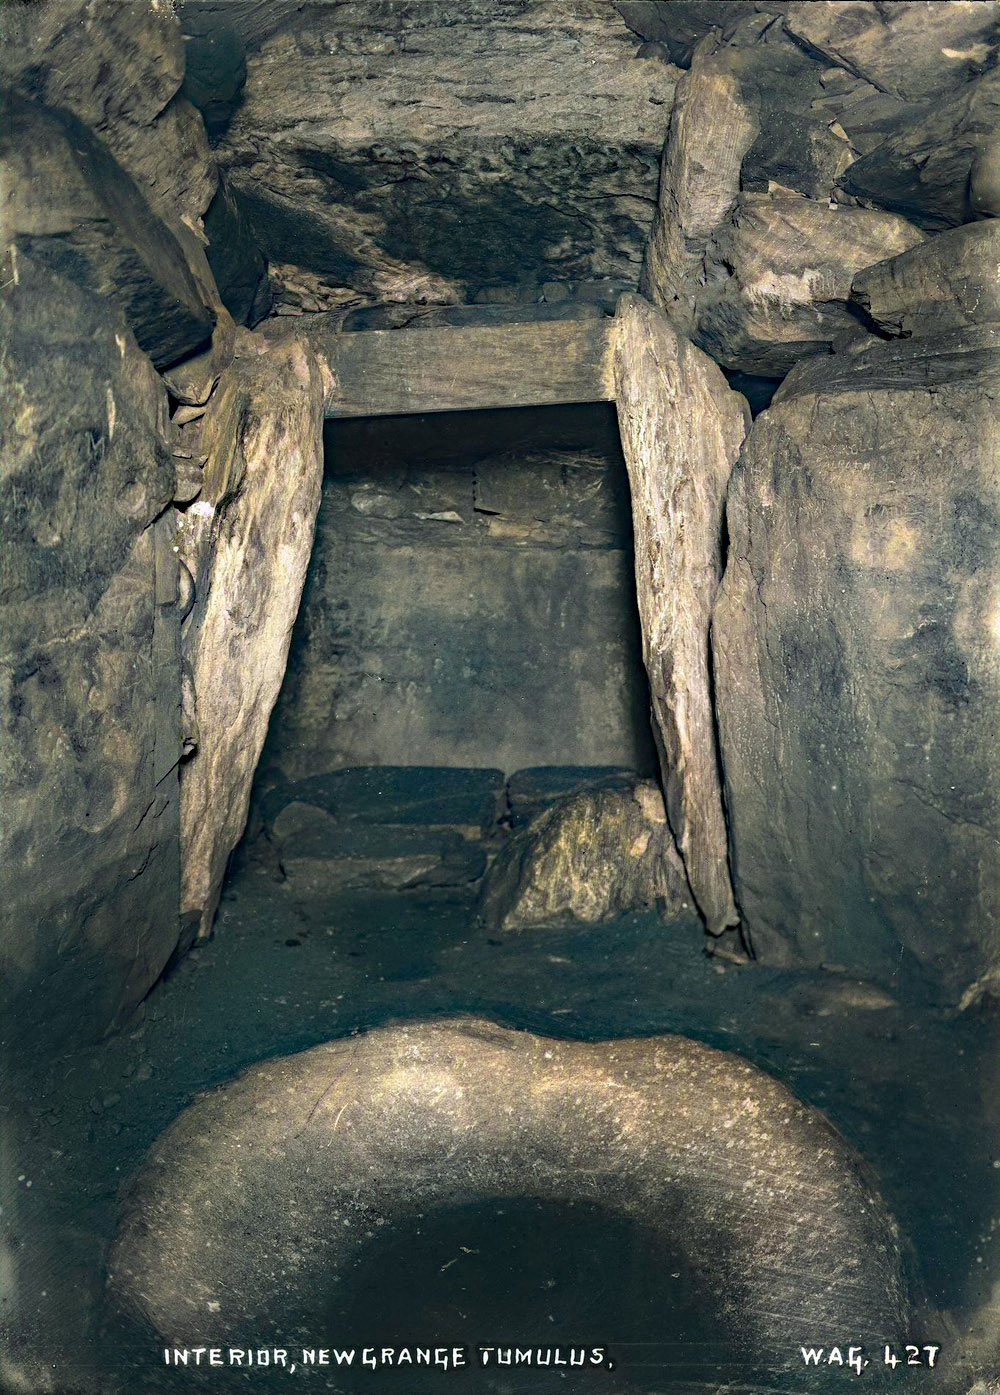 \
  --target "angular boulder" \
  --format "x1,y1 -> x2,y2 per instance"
4,94 -> 217,367
714,325 -> 1000,998
695,194 -> 924,375
641,37 -> 759,324
642,29 -> 873,342
0,255 -> 182,1055
2,0 -> 218,228
178,329 -> 331,939
784,1 -> 1000,103
851,218 -> 1000,339
478,779 -> 693,932
840,68 -> 1000,228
